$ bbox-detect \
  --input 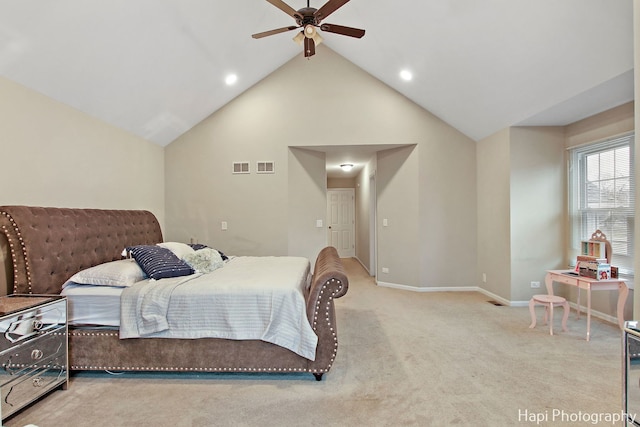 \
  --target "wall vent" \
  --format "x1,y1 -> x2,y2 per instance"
256,161 -> 275,174
232,162 -> 250,174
